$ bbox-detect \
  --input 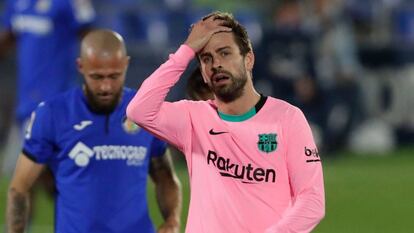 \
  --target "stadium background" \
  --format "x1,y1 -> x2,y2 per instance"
0,0 -> 413,232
